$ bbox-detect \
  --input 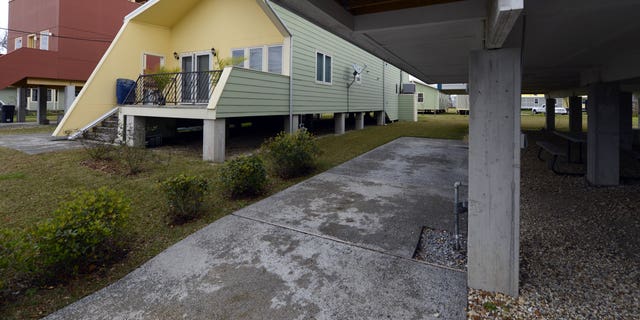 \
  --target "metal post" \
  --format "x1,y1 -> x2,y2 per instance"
454,182 -> 461,251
